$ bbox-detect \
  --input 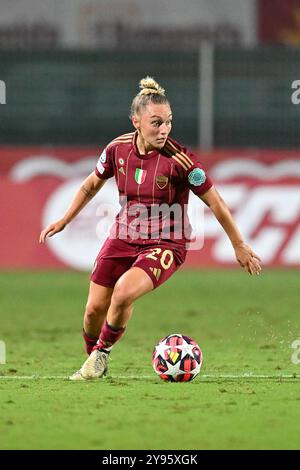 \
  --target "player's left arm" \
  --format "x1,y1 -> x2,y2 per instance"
200,186 -> 262,275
